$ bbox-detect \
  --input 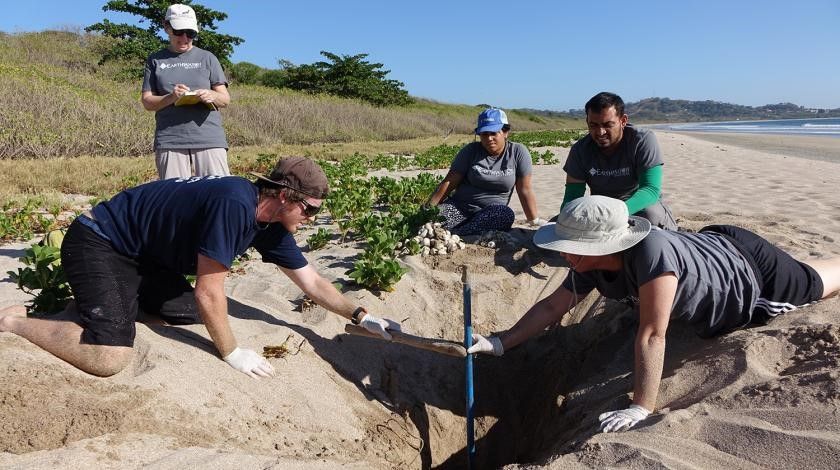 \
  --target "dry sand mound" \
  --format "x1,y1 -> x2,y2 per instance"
2,131 -> 840,469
